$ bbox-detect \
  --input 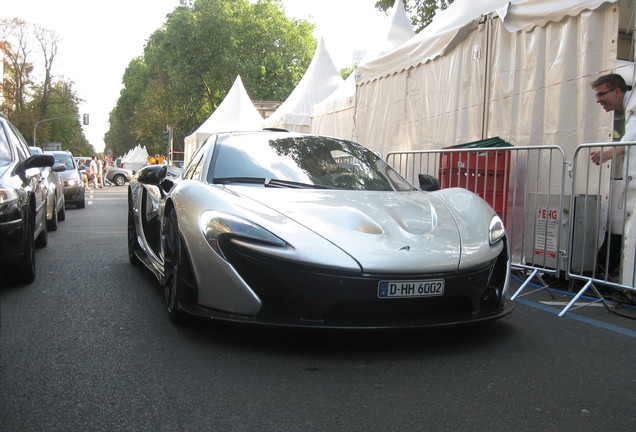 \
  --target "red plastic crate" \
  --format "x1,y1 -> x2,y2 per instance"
440,149 -> 510,172
438,149 -> 511,223
439,169 -> 507,193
